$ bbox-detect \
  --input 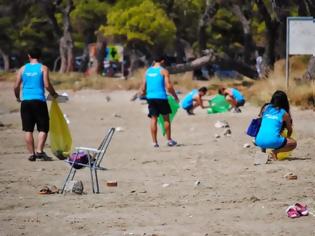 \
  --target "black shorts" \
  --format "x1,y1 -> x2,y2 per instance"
147,99 -> 171,117
237,99 -> 245,107
276,138 -> 288,150
21,100 -> 49,132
